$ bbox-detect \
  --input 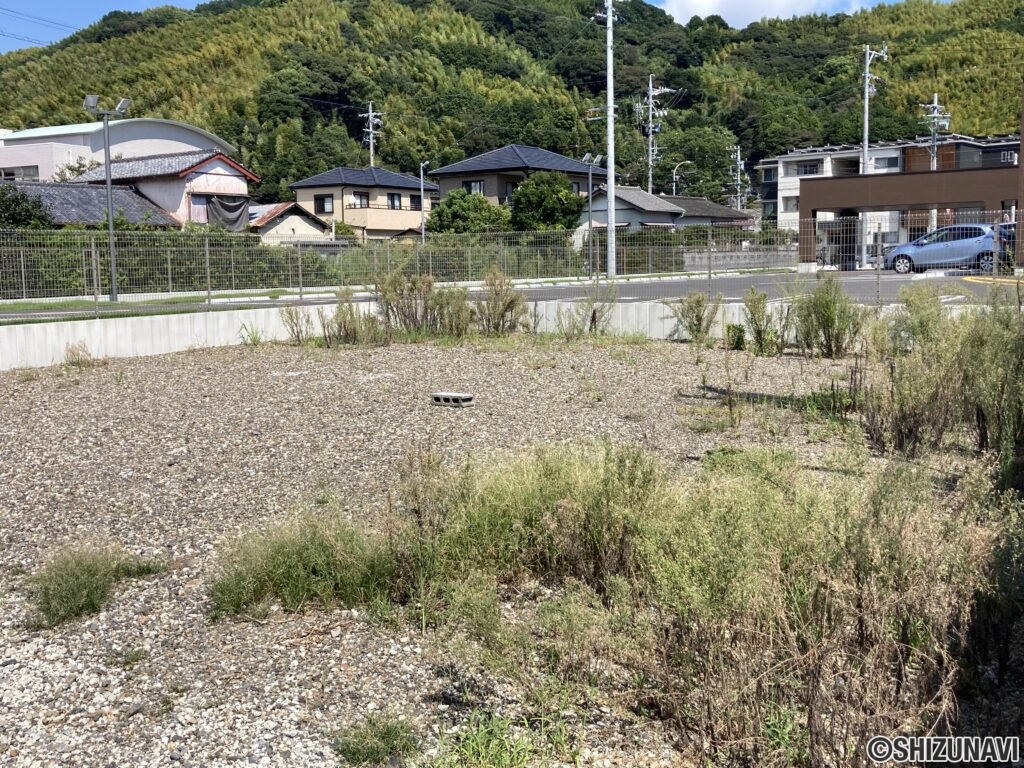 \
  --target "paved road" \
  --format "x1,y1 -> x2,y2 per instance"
1,270 -> 1017,322
518,270 -> 1006,304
